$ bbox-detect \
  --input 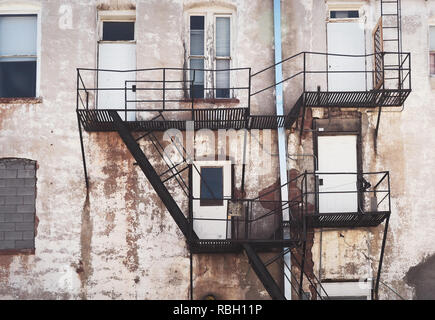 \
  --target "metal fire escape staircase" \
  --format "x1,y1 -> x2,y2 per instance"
75,1 -> 410,301
107,109 -> 302,300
